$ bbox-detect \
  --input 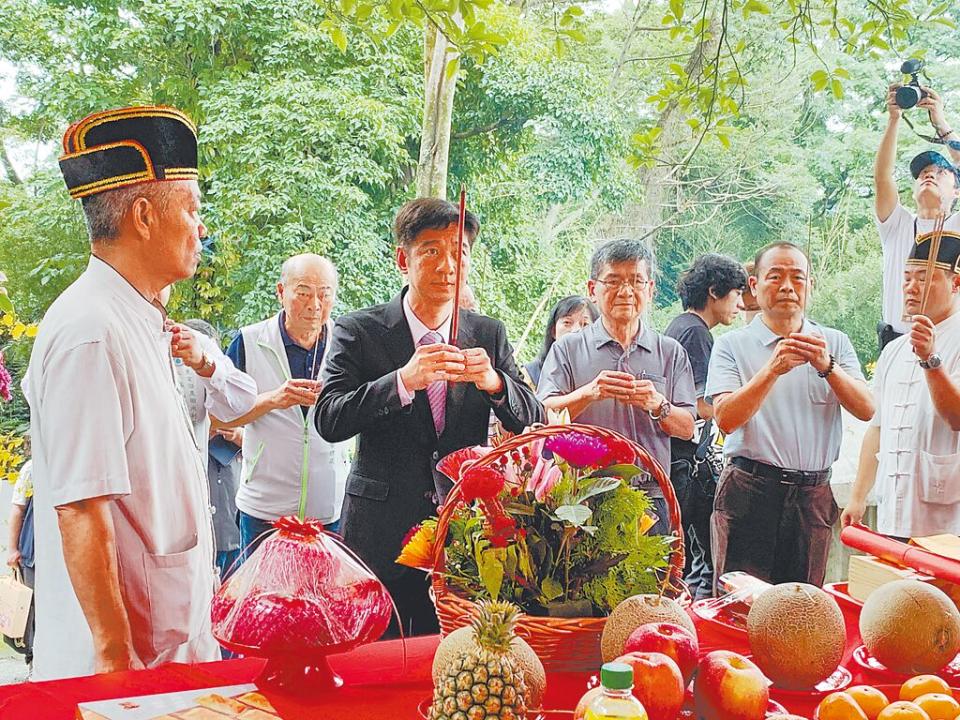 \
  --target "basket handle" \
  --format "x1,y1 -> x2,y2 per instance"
430,423 -> 685,599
